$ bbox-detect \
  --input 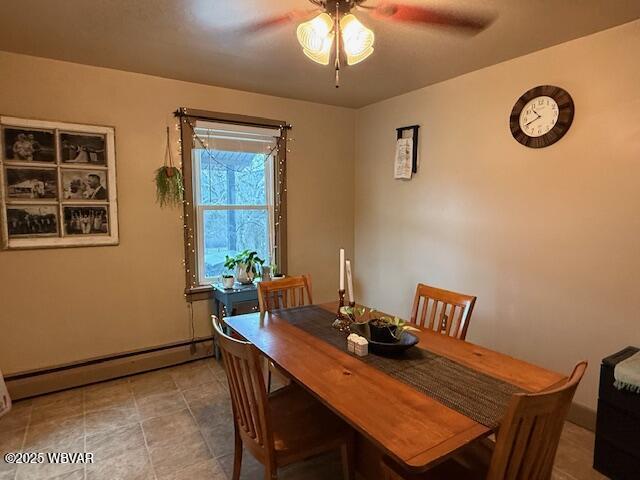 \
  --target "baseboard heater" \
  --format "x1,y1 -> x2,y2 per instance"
5,336 -> 215,400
